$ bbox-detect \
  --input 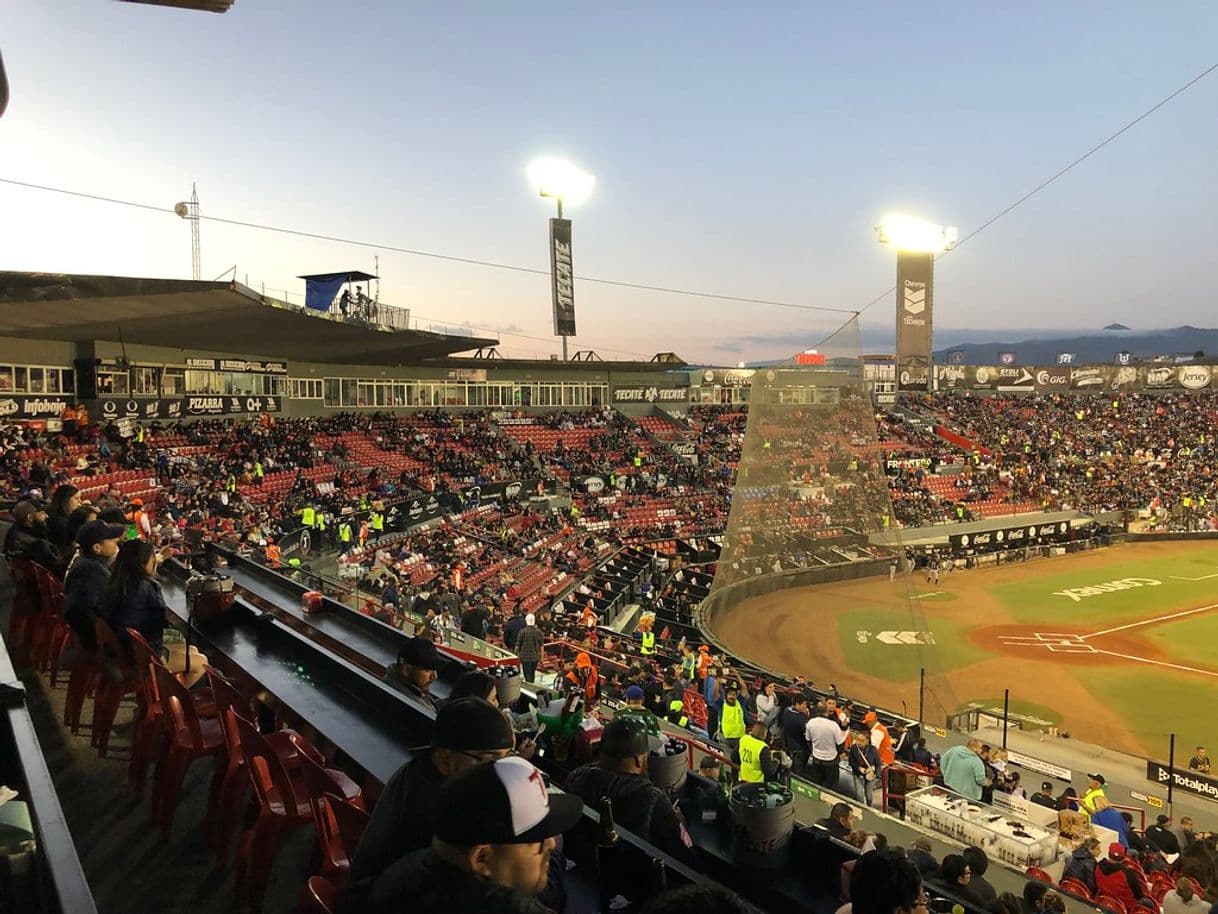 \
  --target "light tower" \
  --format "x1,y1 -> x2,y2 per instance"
175,183 -> 201,281
877,215 -> 957,391
527,158 -> 594,361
